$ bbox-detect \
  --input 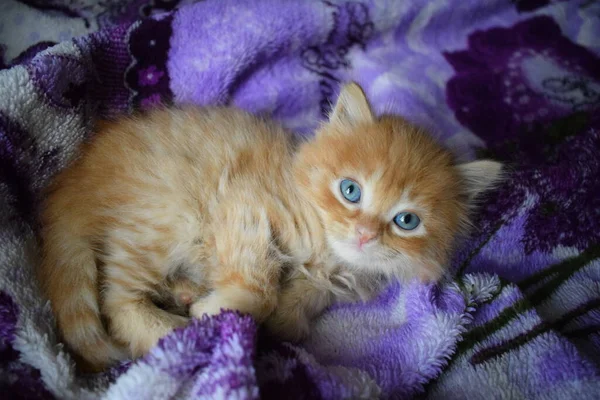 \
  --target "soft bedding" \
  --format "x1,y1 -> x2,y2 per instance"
1,0 -> 600,398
